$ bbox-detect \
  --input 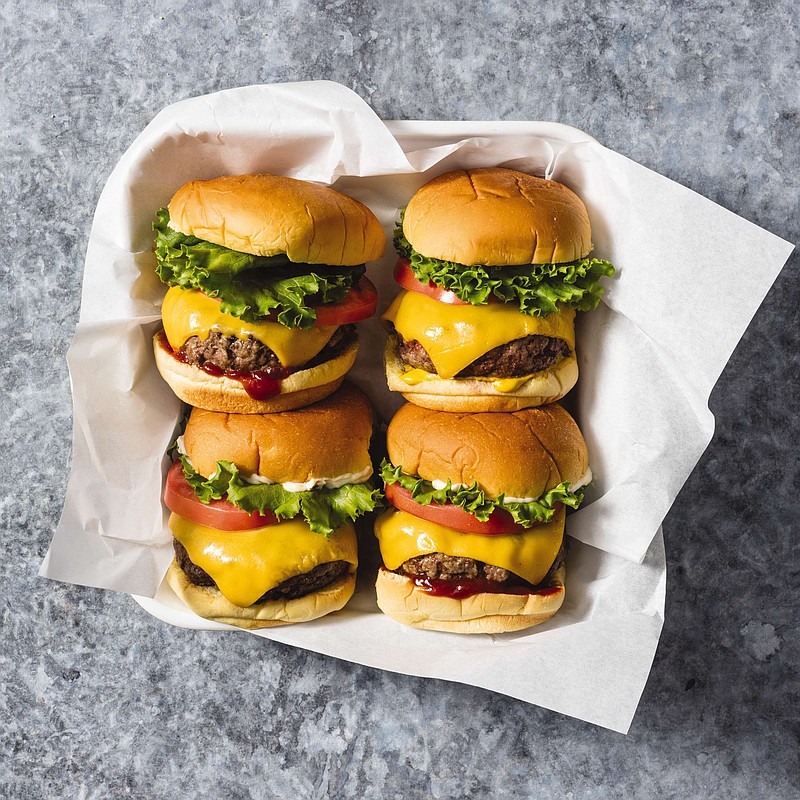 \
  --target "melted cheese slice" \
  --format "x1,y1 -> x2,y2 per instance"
382,290 -> 575,379
161,286 -> 337,367
373,507 -> 564,586
170,513 -> 358,607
